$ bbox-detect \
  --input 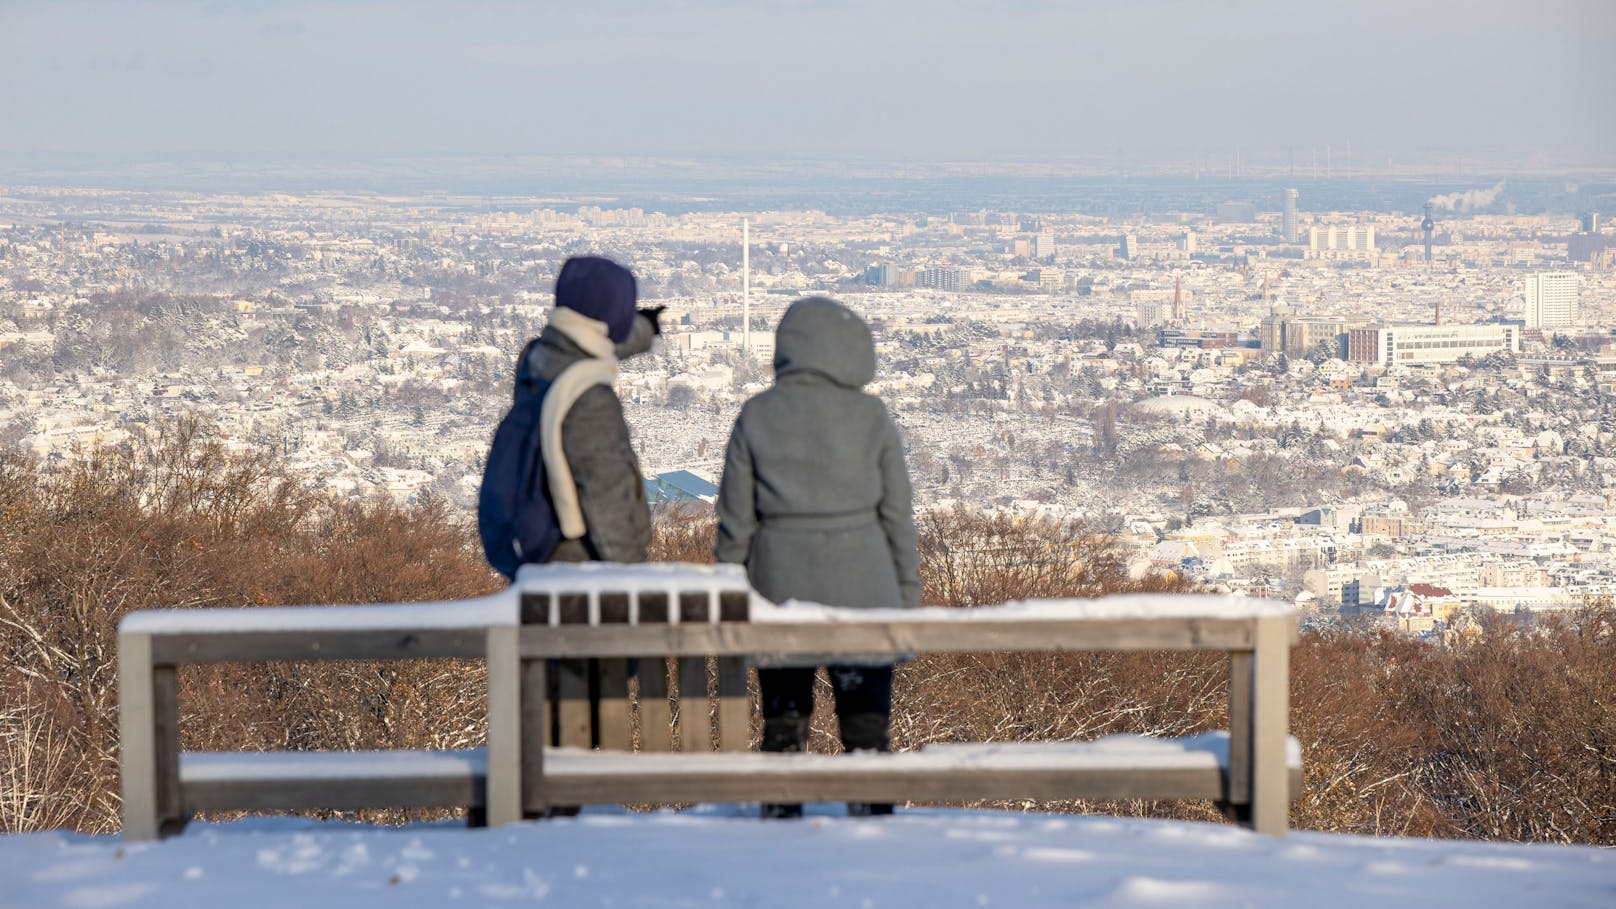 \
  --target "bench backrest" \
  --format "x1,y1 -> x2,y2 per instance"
519,578 -> 757,754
